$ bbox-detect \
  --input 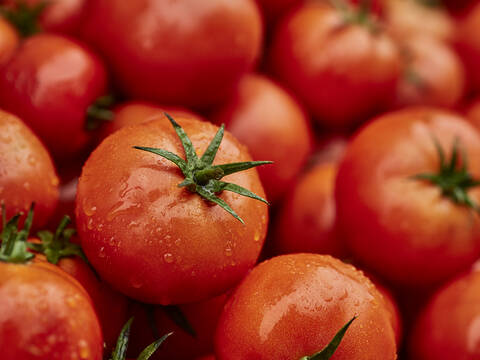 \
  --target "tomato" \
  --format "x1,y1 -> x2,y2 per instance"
98,101 -> 204,144
409,262 -> 480,359
254,0 -> 302,25
455,2 -> 480,92
215,254 -> 397,360
395,35 -> 465,108
0,109 -> 58,230
2,0 -> 87,35
336,107 -> 480,287
269,1 -> 401,129
81,0 -> 263,109
383,0 -> 455,42
128,293 -> 228,359
0,17 -> 18,67
0,33 -> 107,162
272,162 -> 345,257
76,115 -> 268,304
466,97 -> 480,131
212,74 -> 312,203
